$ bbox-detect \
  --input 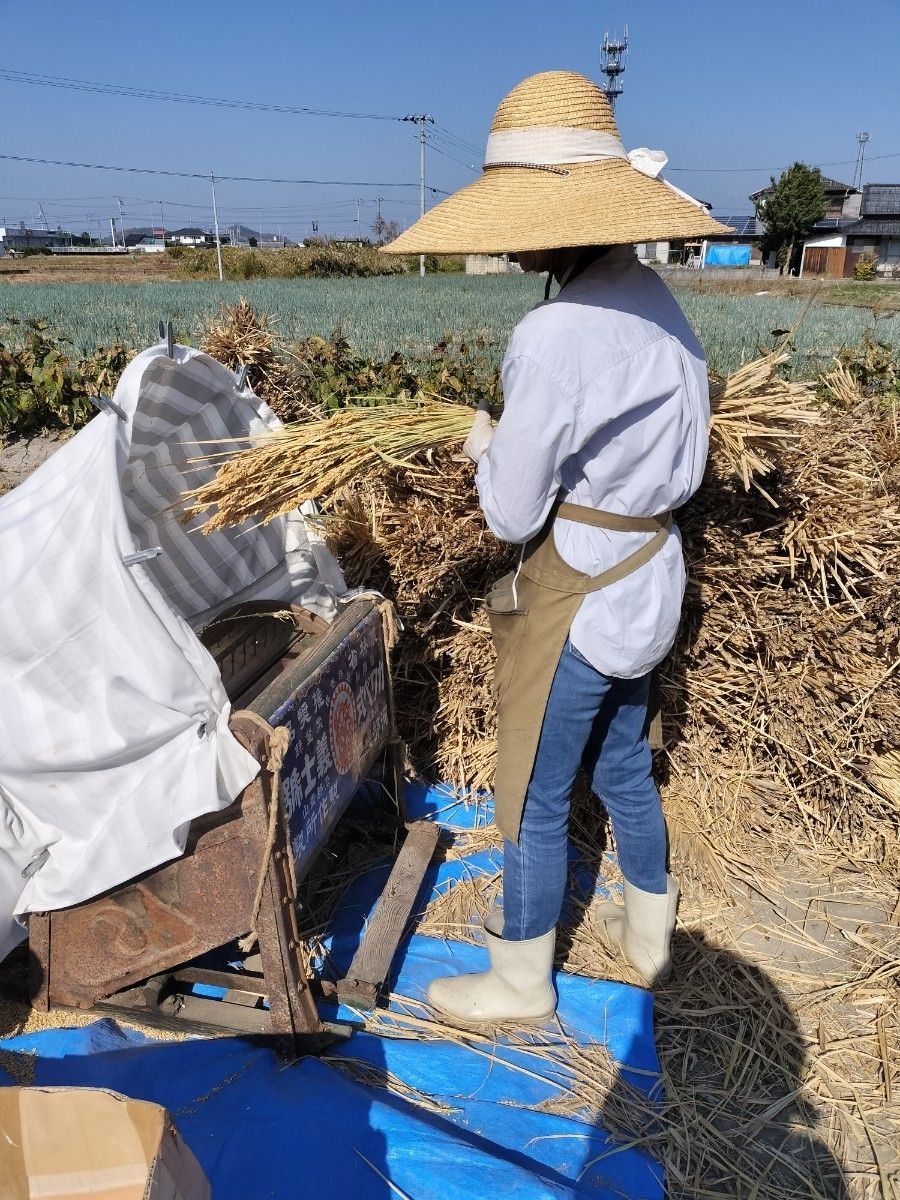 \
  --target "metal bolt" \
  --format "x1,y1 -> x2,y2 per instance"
288,939 -> 296,951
